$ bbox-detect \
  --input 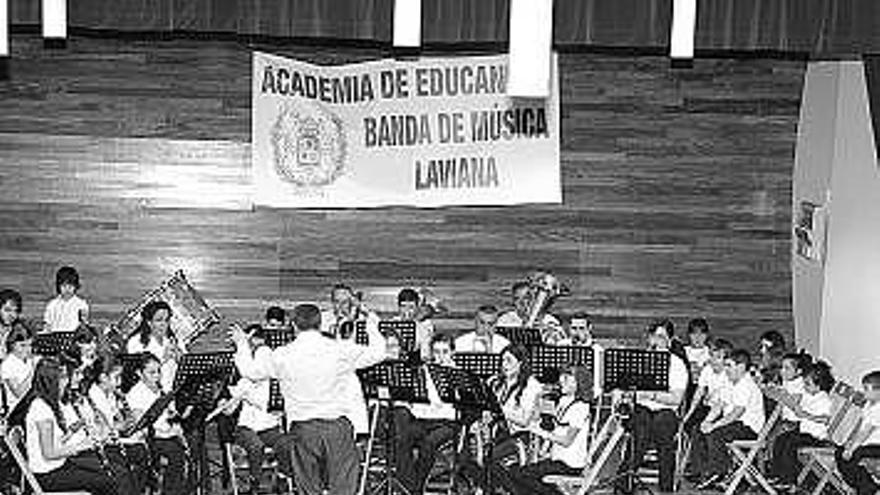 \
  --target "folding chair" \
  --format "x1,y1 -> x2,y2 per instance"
723,404 -> 783,495
3,425 -> 90,495
796,384 -> 864,495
